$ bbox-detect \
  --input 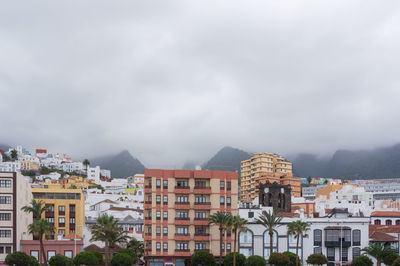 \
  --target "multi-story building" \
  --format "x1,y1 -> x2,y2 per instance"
144,169 -> 238,266
0,172 -> 32,263
240,153 -> 296,202
31,187 -> 85,240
